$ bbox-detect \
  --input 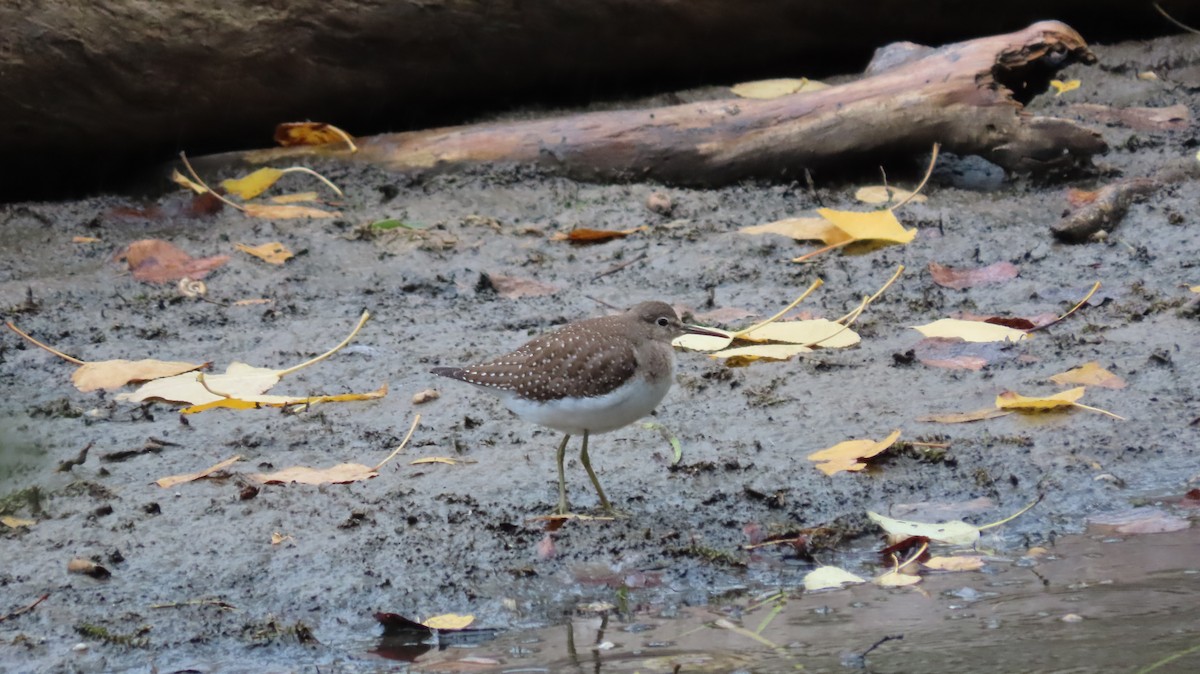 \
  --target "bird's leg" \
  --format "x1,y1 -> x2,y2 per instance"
579,431 -> 614,514
555,433 -> 571,515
